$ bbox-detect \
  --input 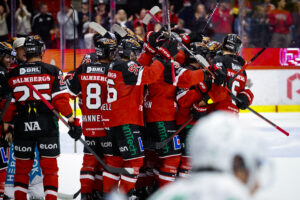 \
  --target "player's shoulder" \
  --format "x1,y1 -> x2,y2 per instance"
78,62 -> 109,75
0,65 -> 6,75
